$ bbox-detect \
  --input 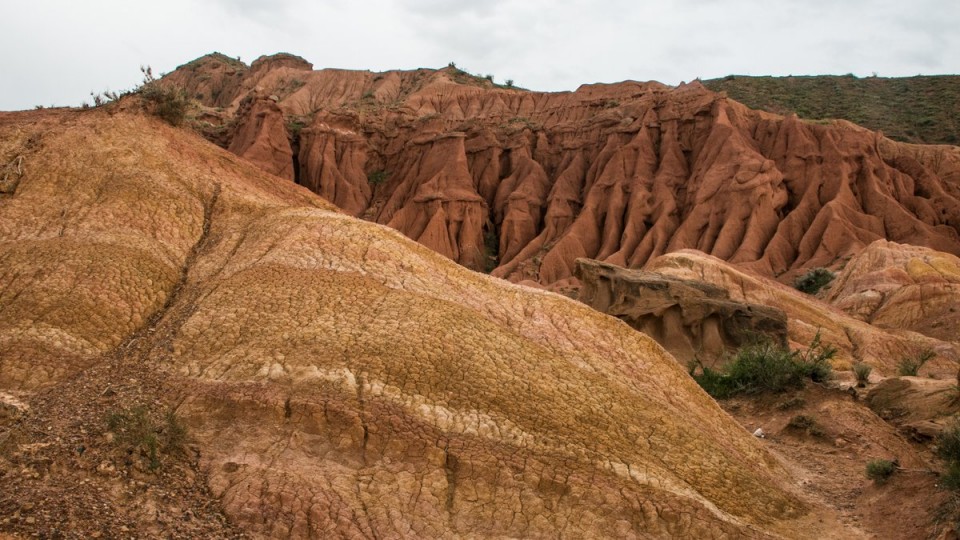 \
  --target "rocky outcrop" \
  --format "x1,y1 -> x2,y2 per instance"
169,54 -> 960,282
0,107 -> 851,539
575,258 -> 787,364
645,250 -> 960,377
827,240 -> 960,342
226,96 -> 295,180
